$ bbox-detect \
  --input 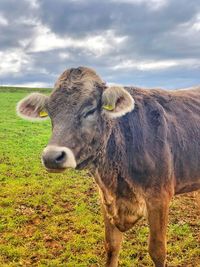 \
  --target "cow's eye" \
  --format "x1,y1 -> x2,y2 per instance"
83,107 -> 97,118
